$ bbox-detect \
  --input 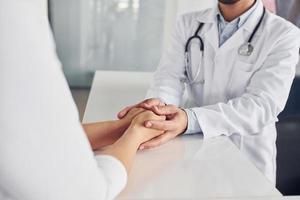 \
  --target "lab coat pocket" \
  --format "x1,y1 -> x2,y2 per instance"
228,61 -> 255,97
236,60 -> 255,72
